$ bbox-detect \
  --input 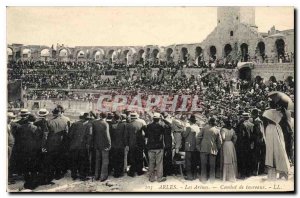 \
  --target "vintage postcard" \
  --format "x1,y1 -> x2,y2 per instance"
6,6 -> 295,192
